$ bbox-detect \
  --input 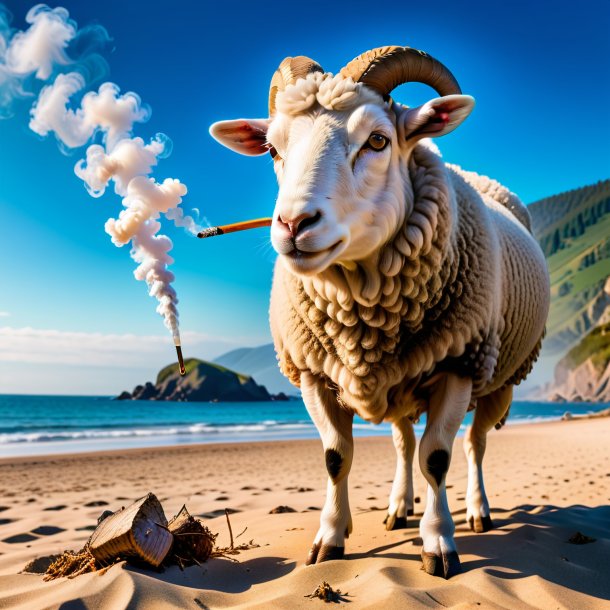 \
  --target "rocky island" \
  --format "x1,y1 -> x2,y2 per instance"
116,358 -> 283,402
